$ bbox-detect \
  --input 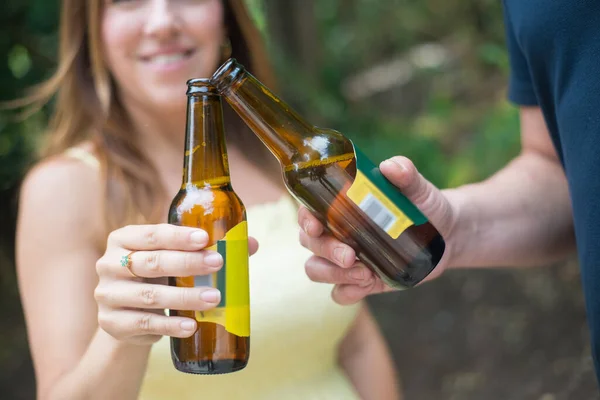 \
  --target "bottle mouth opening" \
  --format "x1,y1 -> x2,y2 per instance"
210,58 -> 245,91
186,78 -> 218,95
